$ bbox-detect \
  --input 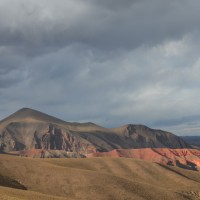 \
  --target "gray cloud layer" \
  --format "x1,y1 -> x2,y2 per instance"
1,0 -> 200,135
